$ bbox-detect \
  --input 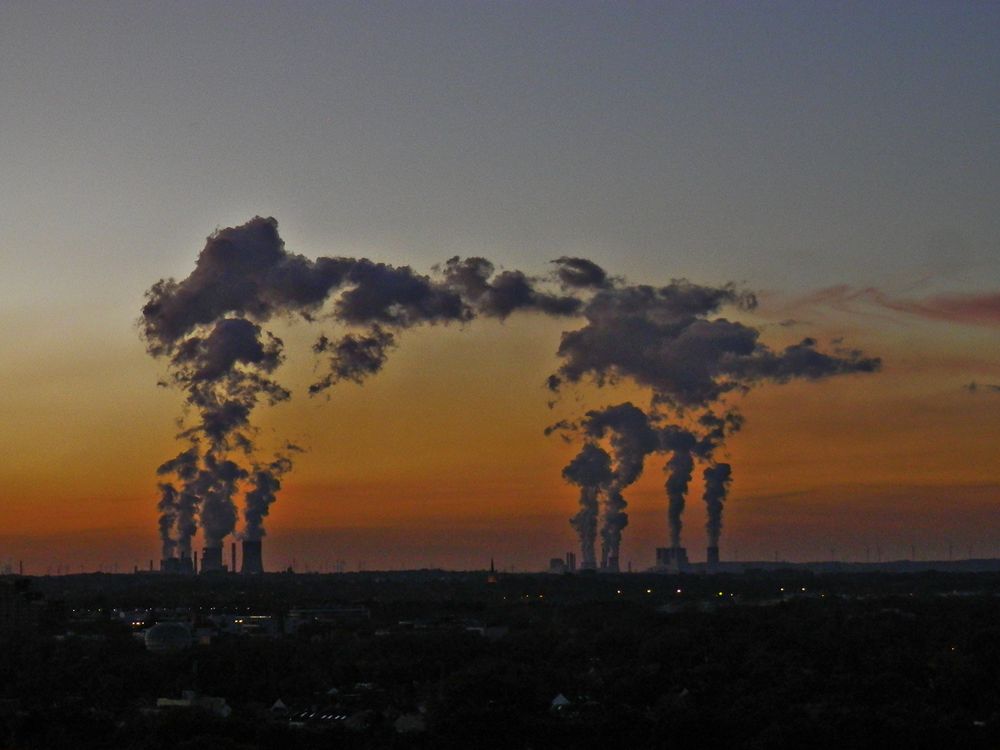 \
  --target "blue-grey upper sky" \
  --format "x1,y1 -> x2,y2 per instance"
2,1 -> 997,306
